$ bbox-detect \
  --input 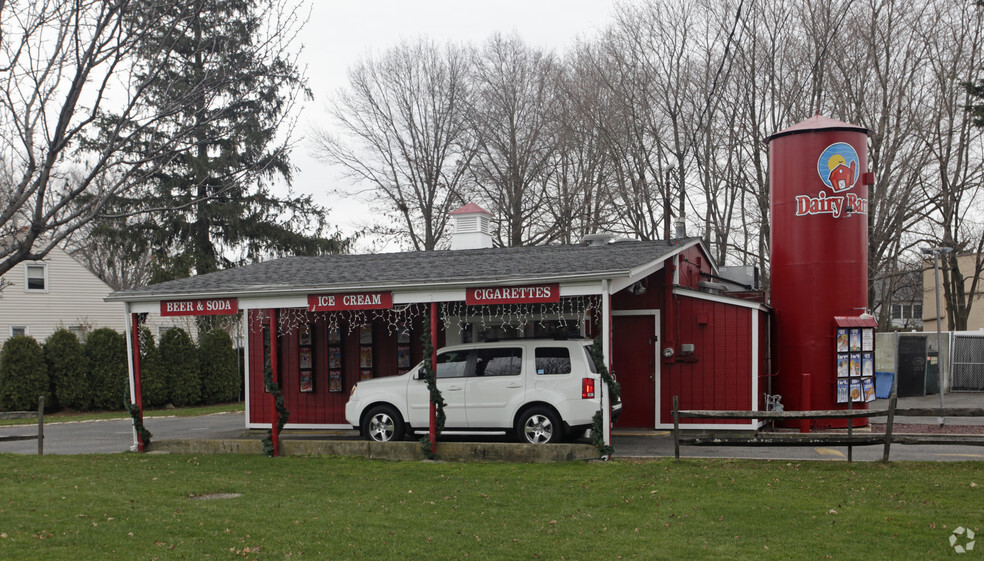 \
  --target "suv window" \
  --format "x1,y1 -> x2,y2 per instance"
535,347 -> 572,375
582,346 -> 598,374
474,348 -> 522,376
436,350 -> 469,379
